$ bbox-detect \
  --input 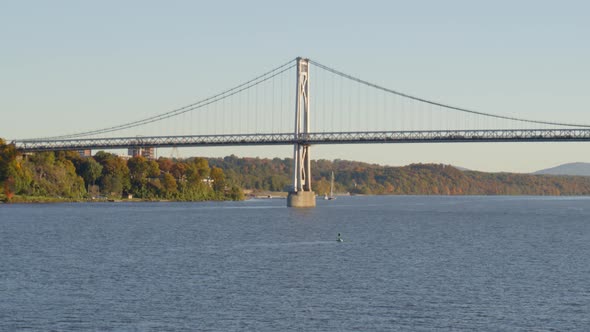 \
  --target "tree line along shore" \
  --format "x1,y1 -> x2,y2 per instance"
3,139 -> 590,203
210,155 -> 590,196
0,139 -> 241,203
